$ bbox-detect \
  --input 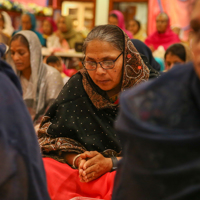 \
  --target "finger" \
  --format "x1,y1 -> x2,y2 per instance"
80,151 -> 99,159
83,155 -> 99,170
79,159 -> 86,170
85,172 -> 96,182
82,164 -> 97,176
